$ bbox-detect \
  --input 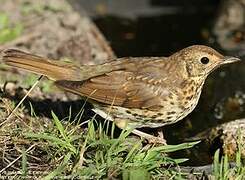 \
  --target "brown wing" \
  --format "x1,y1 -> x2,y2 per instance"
3,49 -> 171,110
2,49 -> 153,82
55,65 -> 171,110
